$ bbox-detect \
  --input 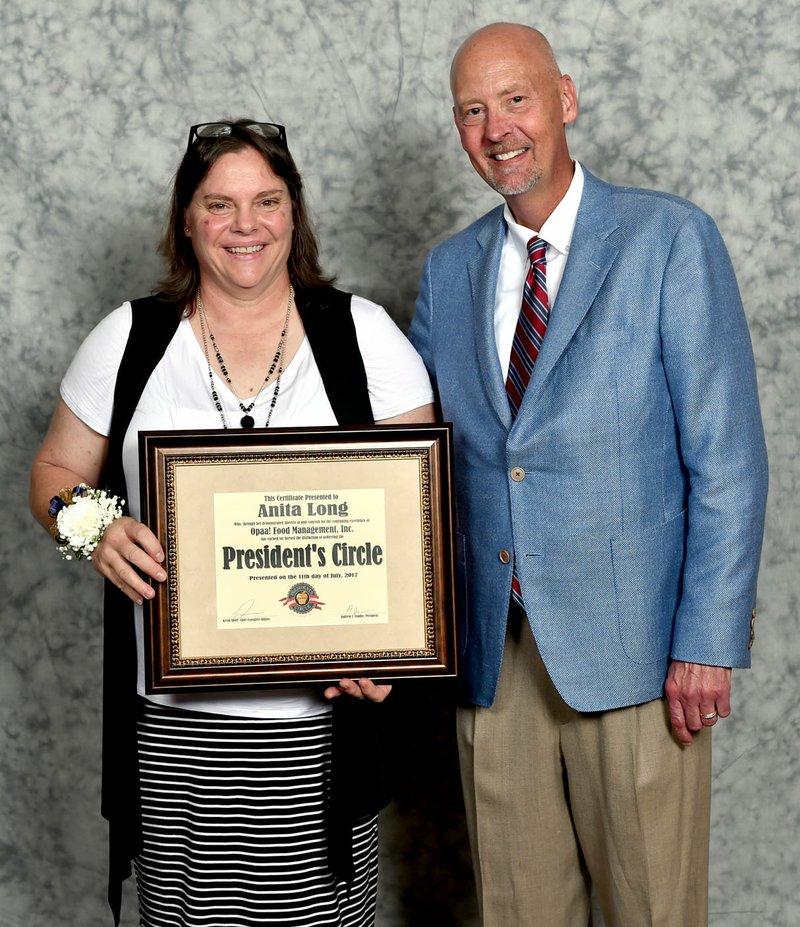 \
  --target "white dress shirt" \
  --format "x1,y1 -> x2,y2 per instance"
495,161 -> 585,378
